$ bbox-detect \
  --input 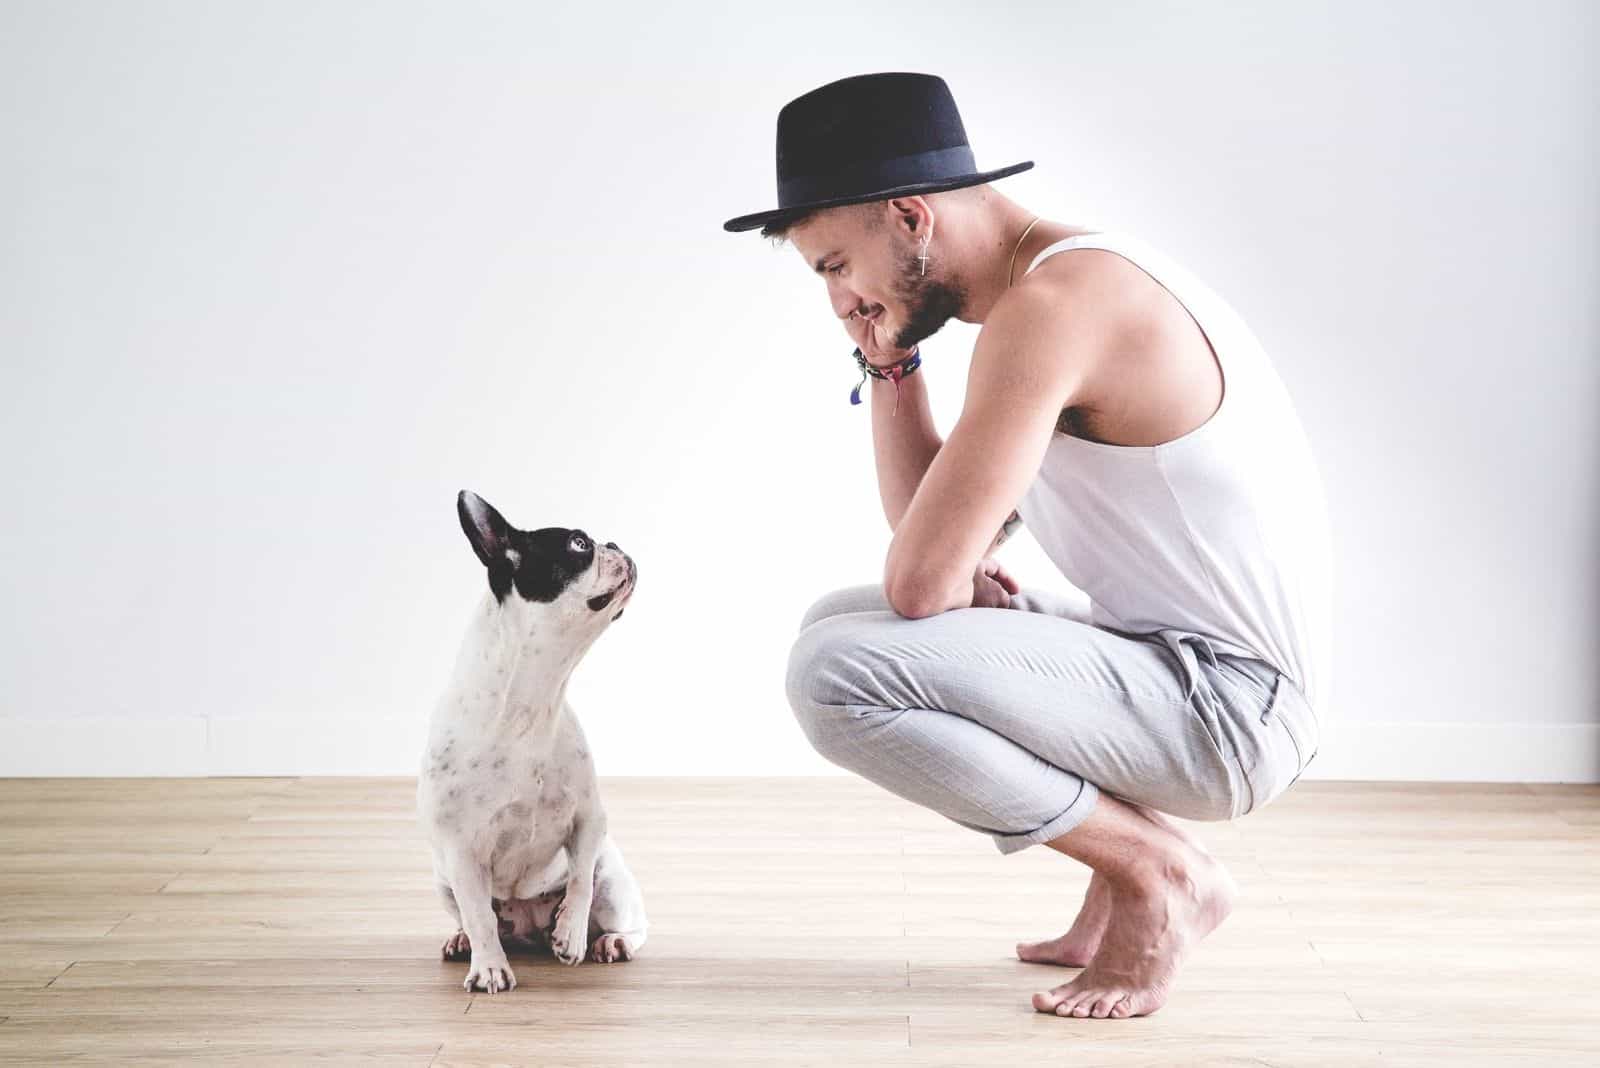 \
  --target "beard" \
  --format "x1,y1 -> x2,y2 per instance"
888,241 -> 968,351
